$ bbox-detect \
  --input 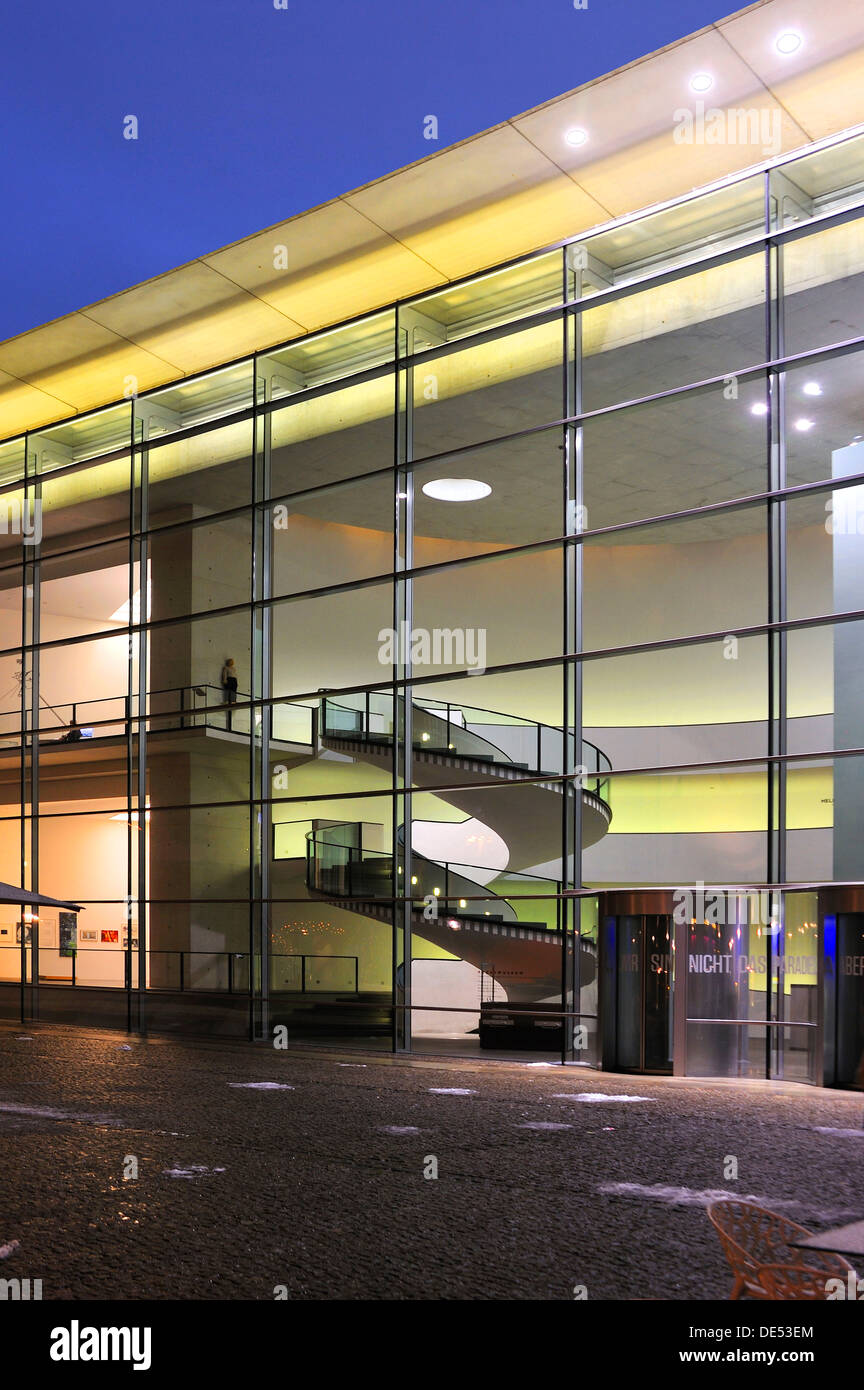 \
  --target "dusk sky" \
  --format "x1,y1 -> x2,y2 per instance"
2,0 -> 734,341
